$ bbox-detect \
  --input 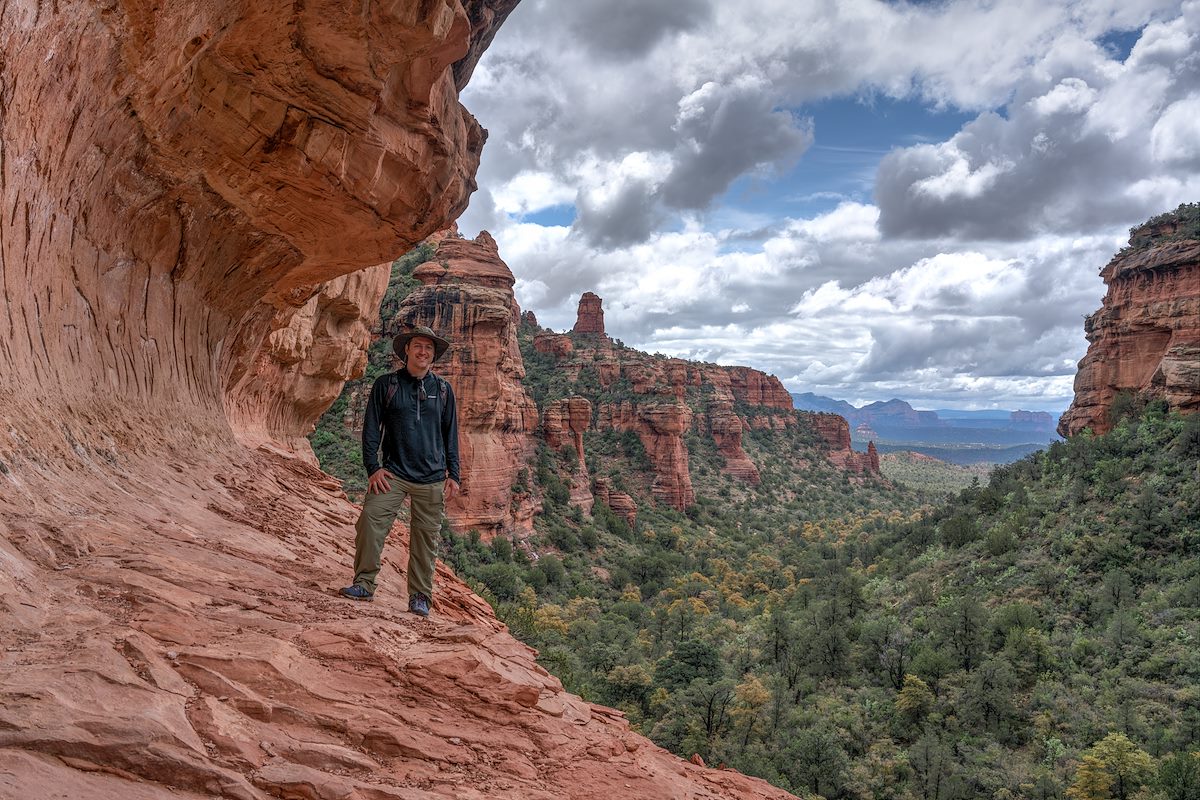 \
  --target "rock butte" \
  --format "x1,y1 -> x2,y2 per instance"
531,293 -> 881,512
0,2 -> 795,798
1060,219 -> 1200,436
